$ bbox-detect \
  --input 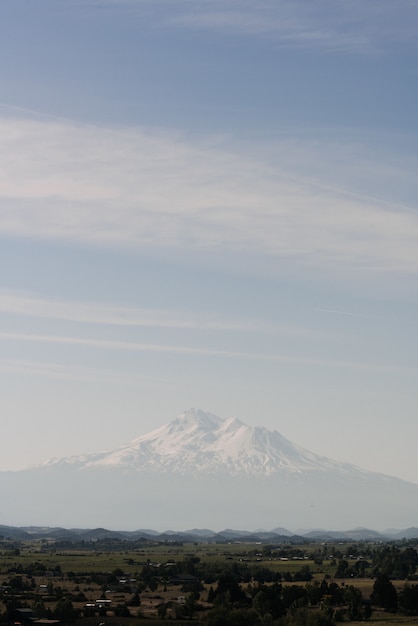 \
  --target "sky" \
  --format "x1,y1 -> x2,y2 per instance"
1,0 -> 418,484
